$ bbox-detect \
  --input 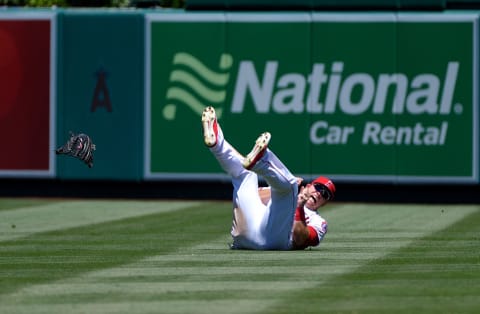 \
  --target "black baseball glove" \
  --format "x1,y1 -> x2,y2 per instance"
56,132 -> 96,168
